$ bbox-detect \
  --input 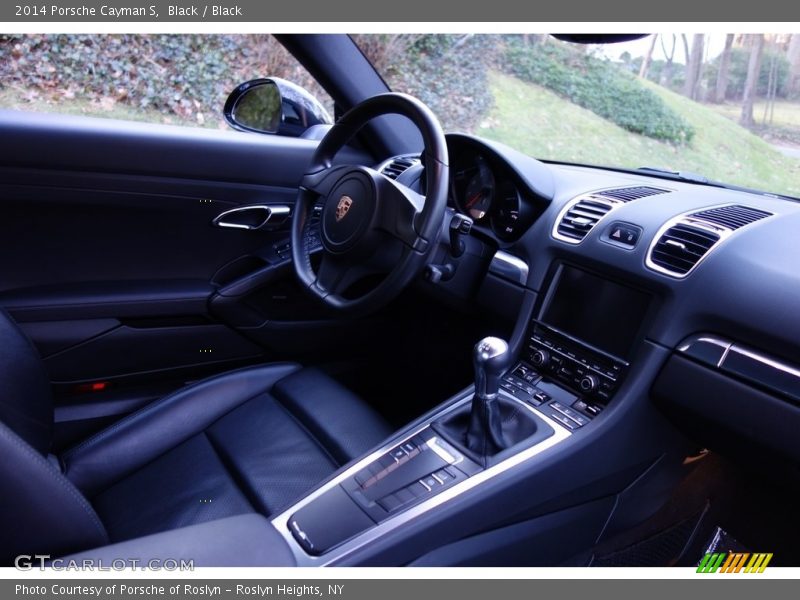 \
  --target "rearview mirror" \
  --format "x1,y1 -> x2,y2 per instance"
223,77 -> 332,137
